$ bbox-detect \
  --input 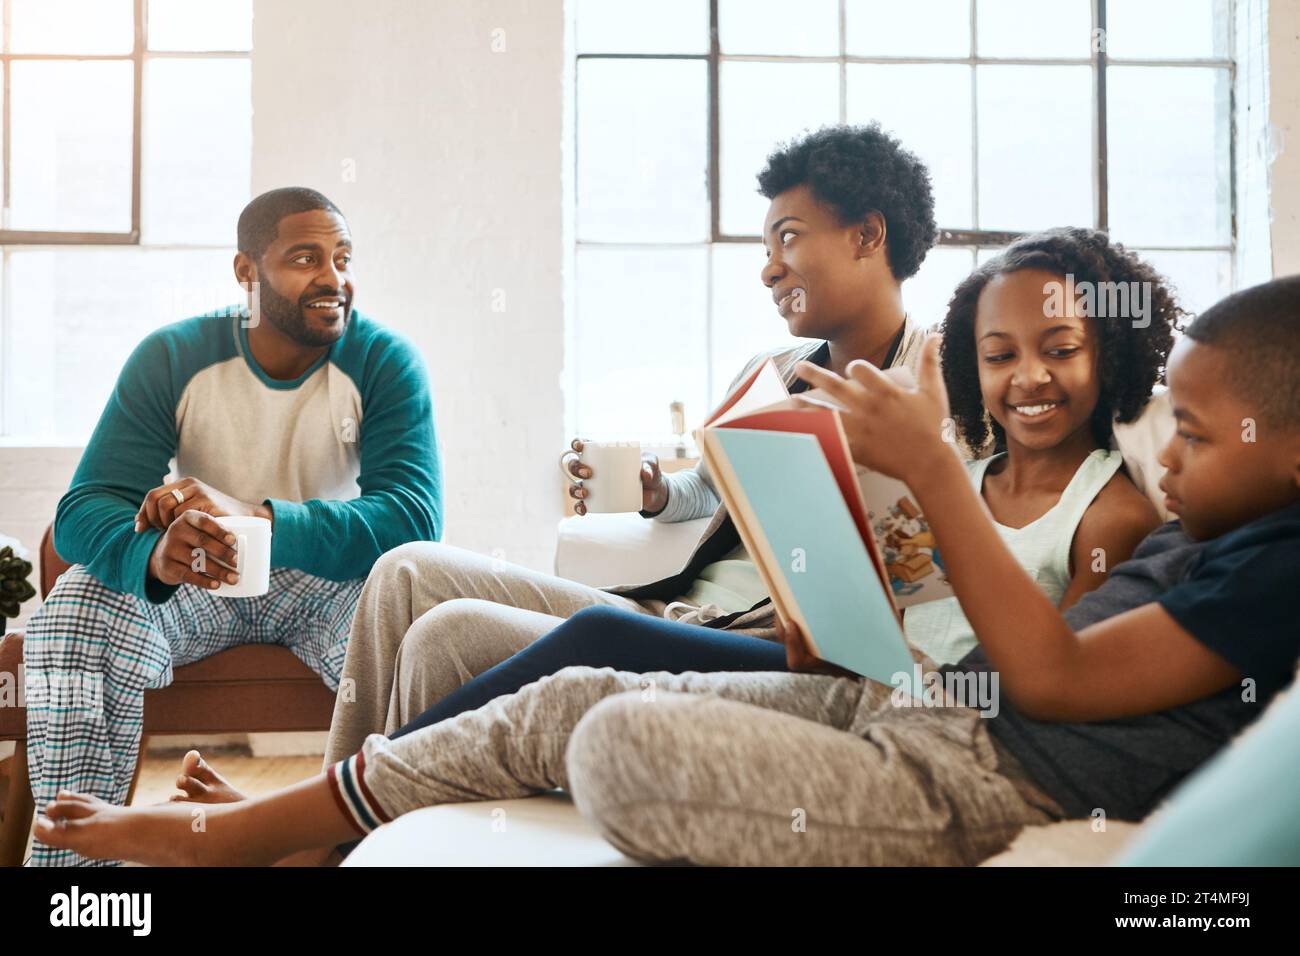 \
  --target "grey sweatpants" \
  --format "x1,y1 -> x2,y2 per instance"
323,541 -> 661,766
335,667 -> 1065,866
